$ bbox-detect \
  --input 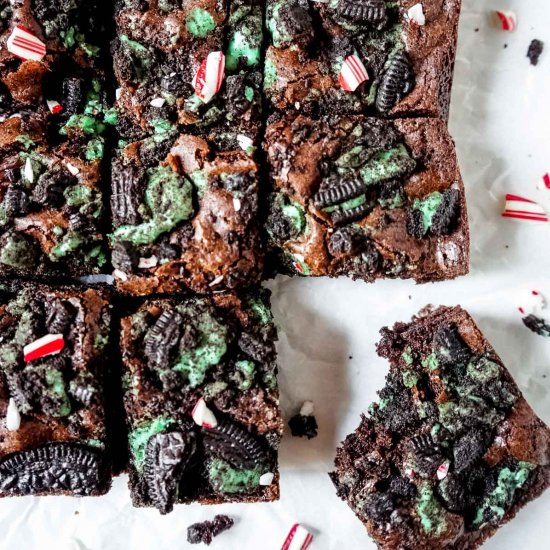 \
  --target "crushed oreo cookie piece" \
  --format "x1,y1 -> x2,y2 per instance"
3,186 -> 29,217
453,428 -> 491,473
433,325 -> 472,366
143,431 -> 196,514
331,201 -> 374,224
202,420 -> 266,469
313,175 -> 365,209
111,160 -> 146,226
431,189 -> 461,236
187,515 -> 234,546
522,314 -> 550,337
338,0 -> 387,28
376,52 -> 415,112
143,310 -> 183,367
0,443 -> 104,495
111,240 -> 139,273
527,39 -> 544,66
289,401 -> 318,439
46,300 -> 76,335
